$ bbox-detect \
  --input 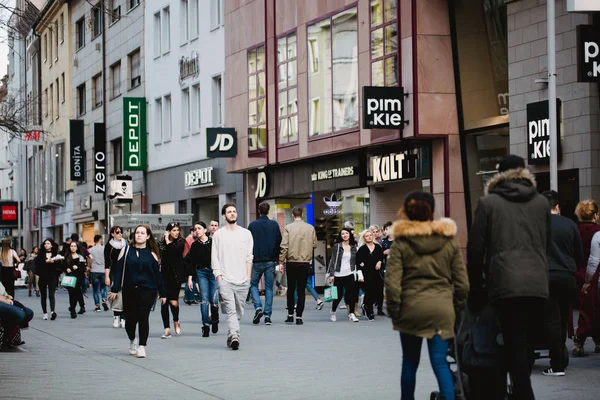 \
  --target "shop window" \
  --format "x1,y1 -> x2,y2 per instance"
248,45 -> 266,152
277,32 -> 298,145
370,0 -> 398,87
453,0 -> 508,130
307,7 -> 359,137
